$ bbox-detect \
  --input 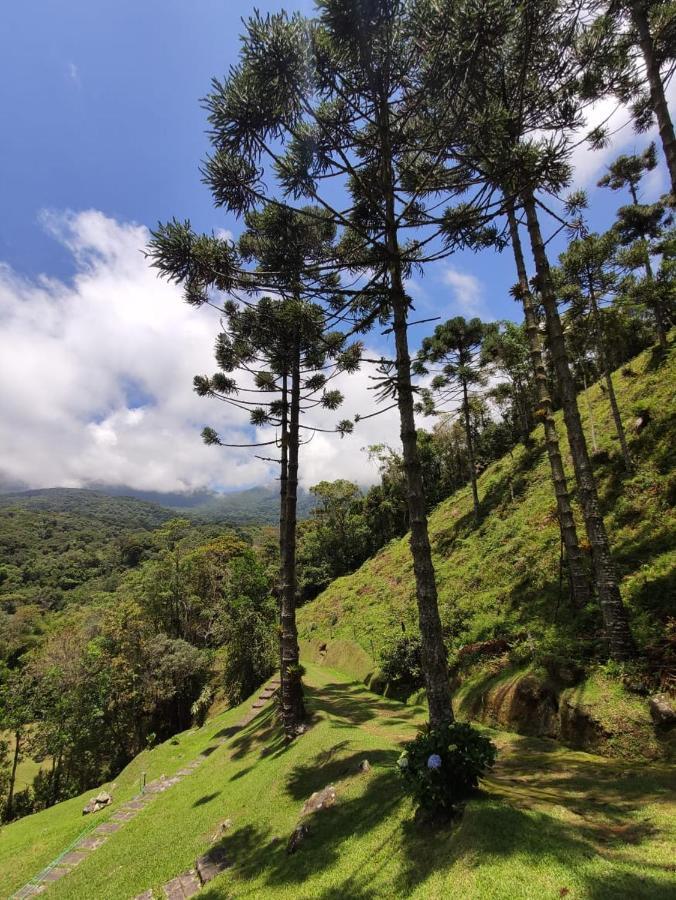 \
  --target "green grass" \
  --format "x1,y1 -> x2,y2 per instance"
1,664 -> 674,899
0,696 -> 252,898
298,342 -> 675,712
